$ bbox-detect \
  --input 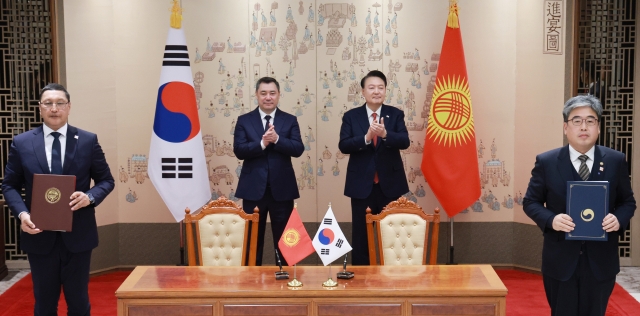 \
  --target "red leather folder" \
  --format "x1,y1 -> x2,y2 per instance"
30,174 -> 76,231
